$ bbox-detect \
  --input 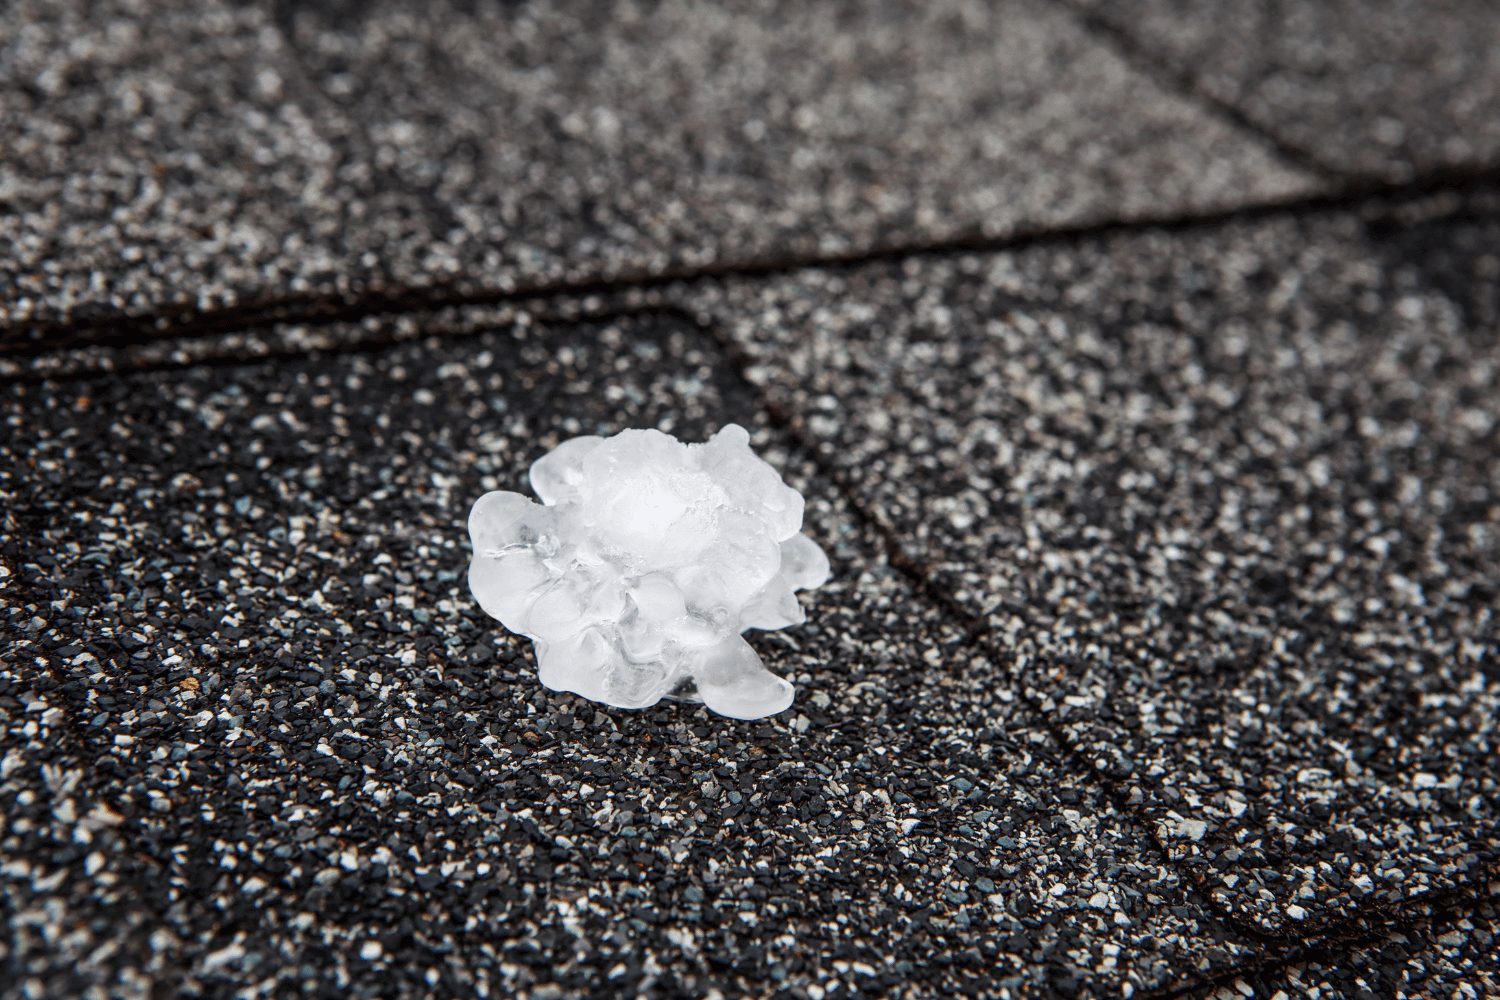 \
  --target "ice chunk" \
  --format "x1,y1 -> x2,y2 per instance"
528,434 -> 604,506
778,532 -> 832,592
467,424 -> 829,719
